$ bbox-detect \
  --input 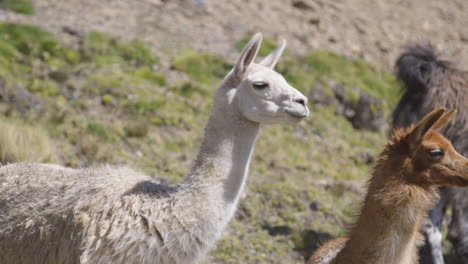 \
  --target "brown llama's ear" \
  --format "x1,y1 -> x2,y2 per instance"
407,108 -> 446,147
431,109 -> 456,131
